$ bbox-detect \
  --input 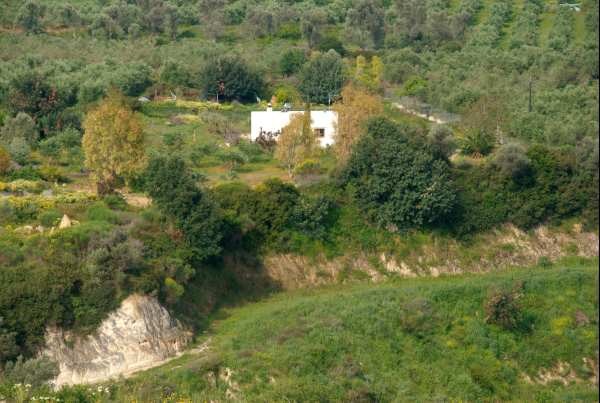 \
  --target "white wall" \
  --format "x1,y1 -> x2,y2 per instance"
250,110 -> 337,147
